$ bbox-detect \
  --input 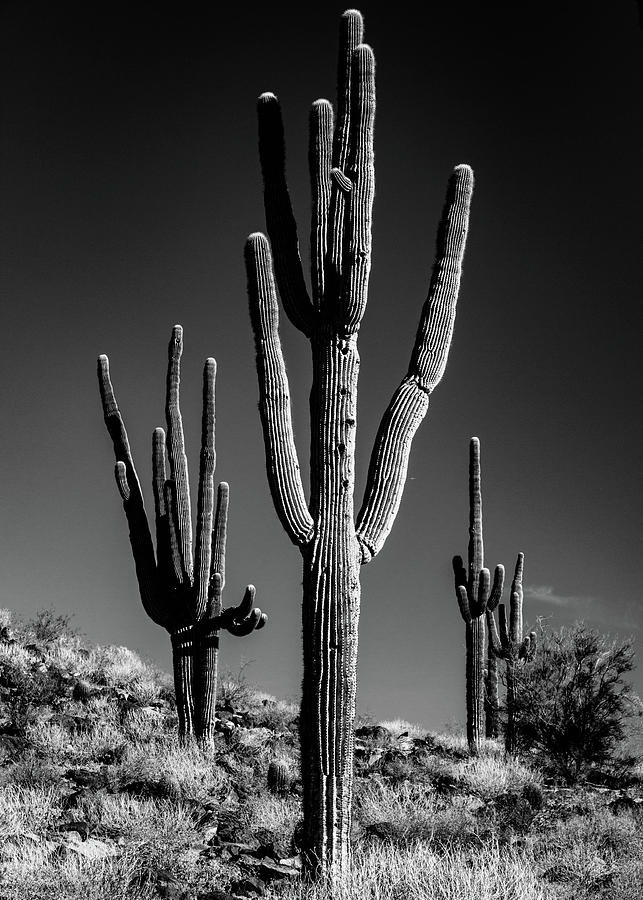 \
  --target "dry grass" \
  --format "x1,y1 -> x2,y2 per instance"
454,751 -> 542,798
269,841 -> 547,900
